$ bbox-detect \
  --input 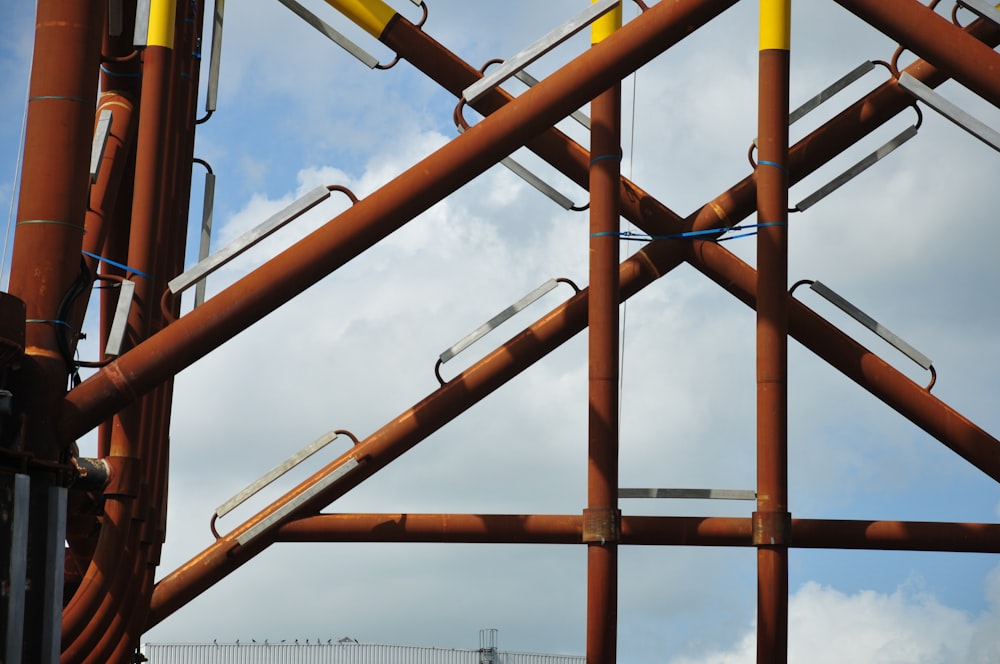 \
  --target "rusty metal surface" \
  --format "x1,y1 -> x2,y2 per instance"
0,1 -> 997,661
